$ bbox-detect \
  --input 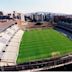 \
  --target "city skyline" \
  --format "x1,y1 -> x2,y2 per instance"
0,0 -> 72,14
